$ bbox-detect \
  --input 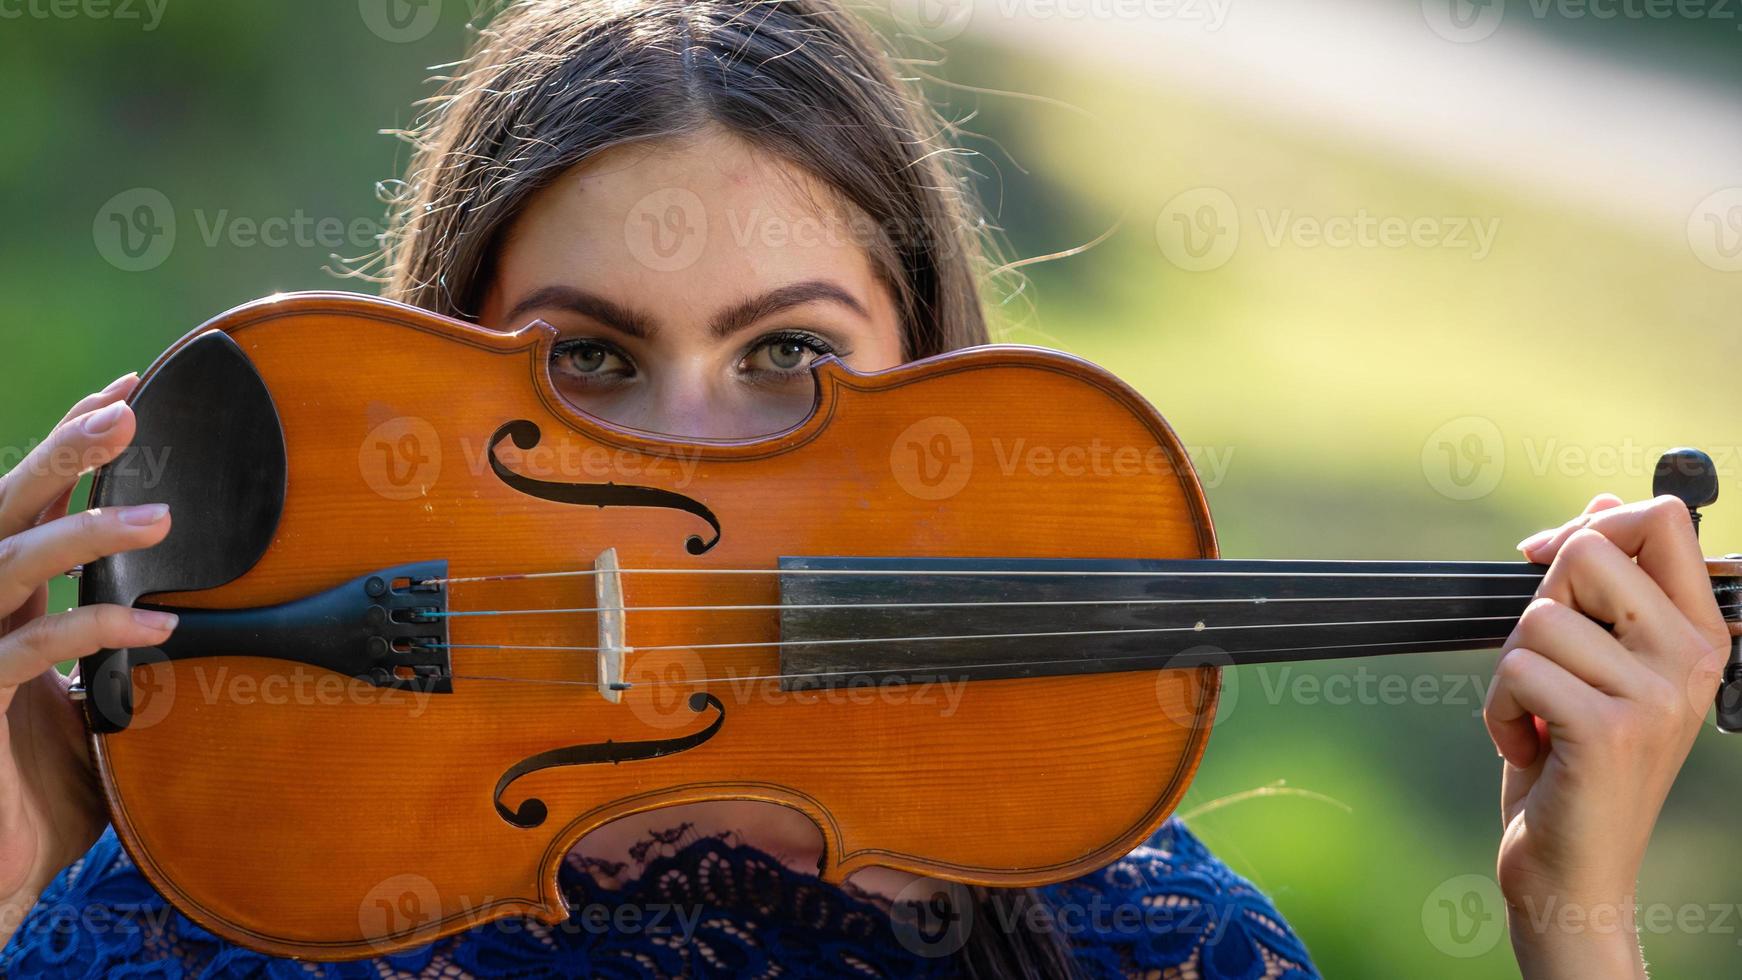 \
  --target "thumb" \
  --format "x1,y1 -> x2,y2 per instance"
1500,717 -> 1549,826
